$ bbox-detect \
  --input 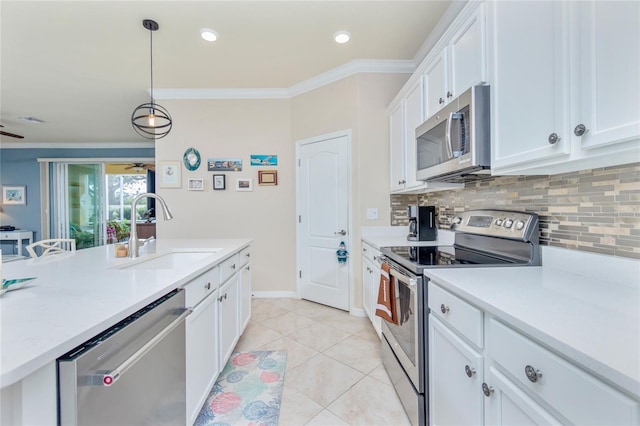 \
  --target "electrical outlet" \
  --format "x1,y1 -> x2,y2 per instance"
366,208 -> 379,220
